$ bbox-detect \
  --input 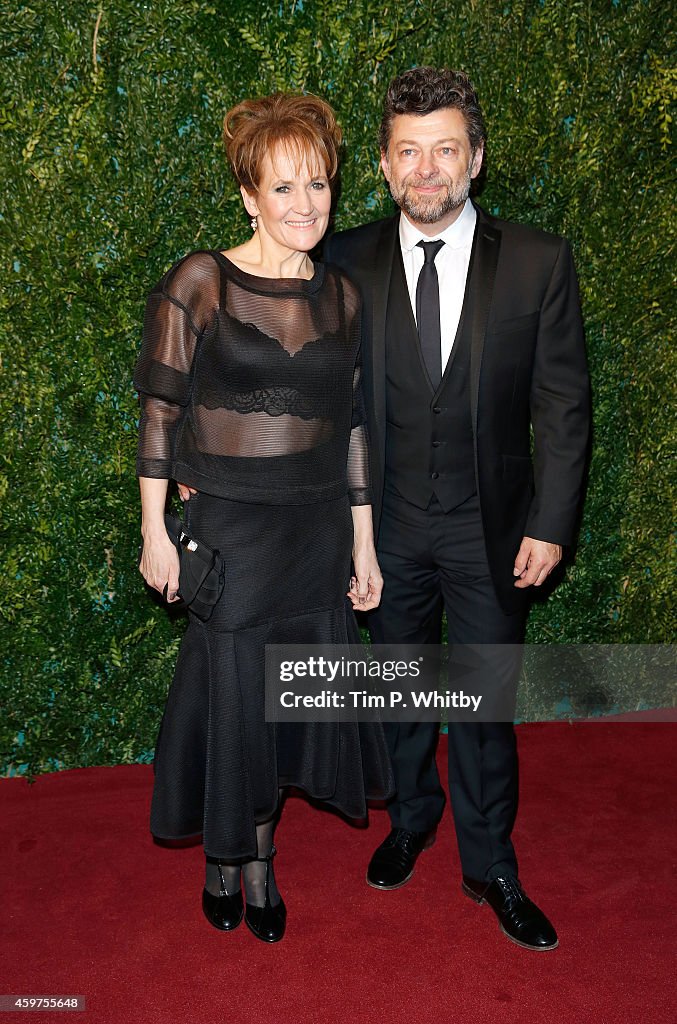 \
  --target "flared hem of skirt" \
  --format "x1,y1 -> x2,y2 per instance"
152,779 -> 393,859
150,601 -> 394,861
